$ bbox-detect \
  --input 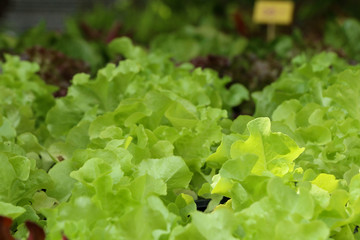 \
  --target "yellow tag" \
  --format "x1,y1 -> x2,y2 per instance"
253,1 -> 294,25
